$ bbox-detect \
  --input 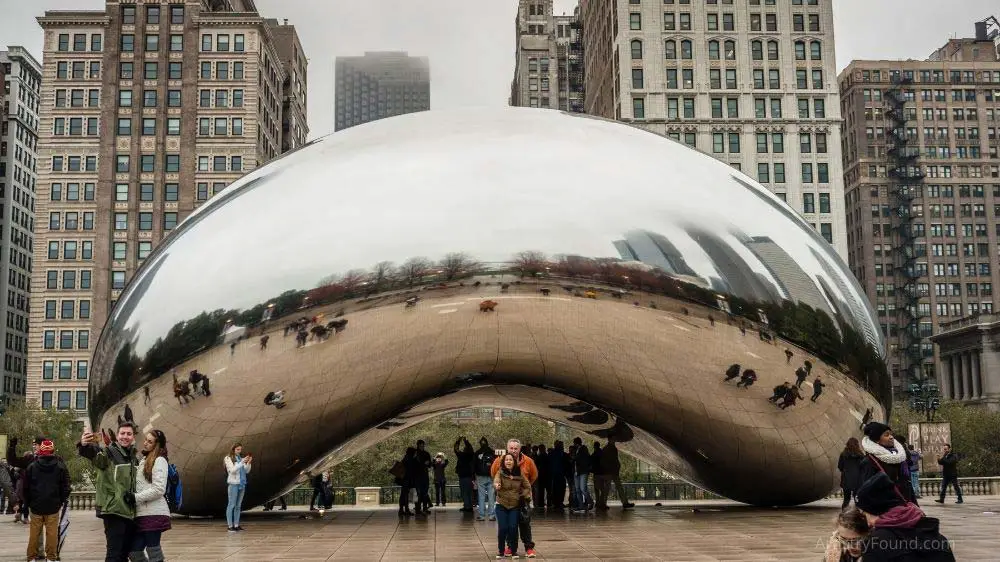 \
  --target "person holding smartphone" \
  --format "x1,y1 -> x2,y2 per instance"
77,421 -> 139,562
223,444 -> 252,531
